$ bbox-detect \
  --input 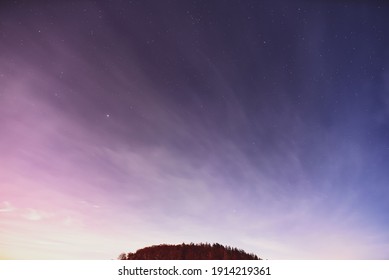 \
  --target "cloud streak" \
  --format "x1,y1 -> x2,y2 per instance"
1,0 -> 389,259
